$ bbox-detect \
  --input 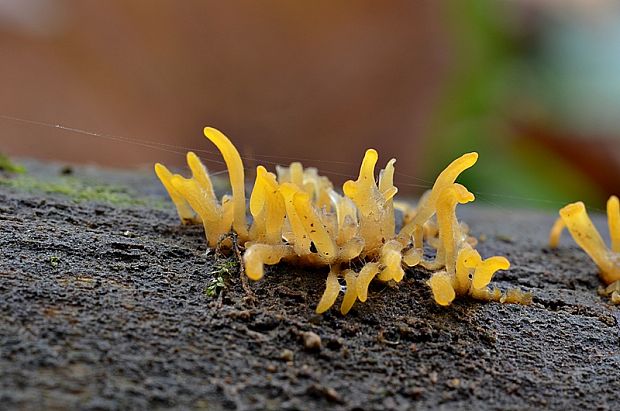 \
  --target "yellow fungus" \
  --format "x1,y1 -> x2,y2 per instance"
356,263 -> 381,303
275,164 -> 291,183
341,270 -> 358,315
470,286 -> 502,302
377,240 -> 404,282
471,256 -> 510,290
394,200 -> 416,226
328,189 -> 358,245
203,127 -> 248,240
249,166 -> 285,244
403,248 -> 422,267
378,159 -> 397,201
342,149 -> 379,216
435,184 -> 475,274
289,162 -> 304,187
156,127 -> 526,313
500,288 -> 533,305
337,237 -> 364,262
292,190 -> 337,264
558,201 -> 619,285
343,149 -> 394,253
399,152 -> 478,248
427,272 -> 456,306
186,152 -> 217,199
608,195 -> 620,253
316,268 -> 341,314
186,152 -> 222,222
551,197 -> 620,303
279,183 -> 312,256
170,175 -> 230,247
548,217 -> 565,249
454,247 -> 481,295
599,281 -> 620,304
154,163 -> 198,224
243,243 -> 293,281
